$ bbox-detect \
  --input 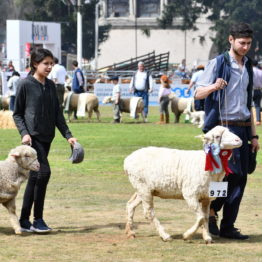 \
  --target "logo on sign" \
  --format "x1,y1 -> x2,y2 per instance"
32,24 -> 48,41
